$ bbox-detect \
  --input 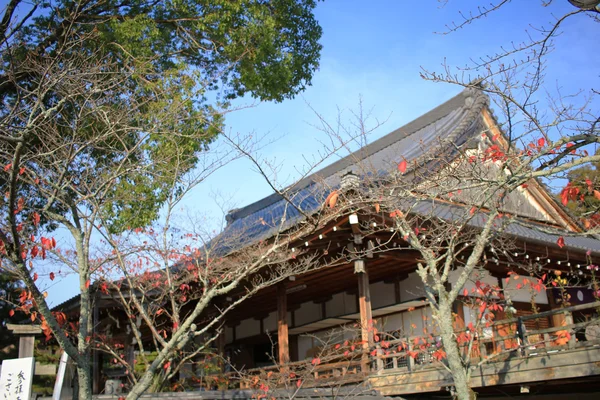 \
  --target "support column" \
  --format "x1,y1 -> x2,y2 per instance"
547,288 -> 566,327
356,260 -> 373,372
277,284 -> 290,365
6,324 -> 41,358
18,336 -> 35,358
